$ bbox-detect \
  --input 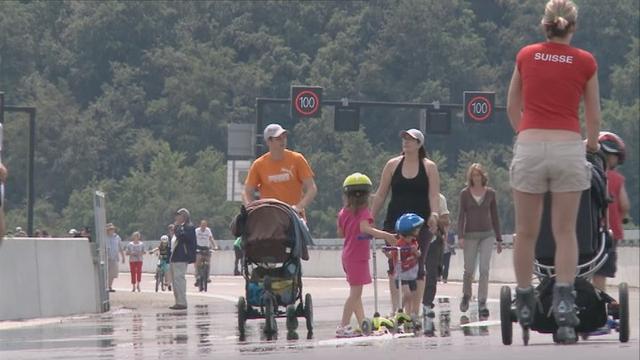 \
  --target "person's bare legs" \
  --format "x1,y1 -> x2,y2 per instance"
512,190 -> 544,288
341,285 -> 364,327
550,191 -> 581,284
388,274 -> 399,314
403,287 -> 418,315
512,189 -> 544,327
413,279 -> 425,315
